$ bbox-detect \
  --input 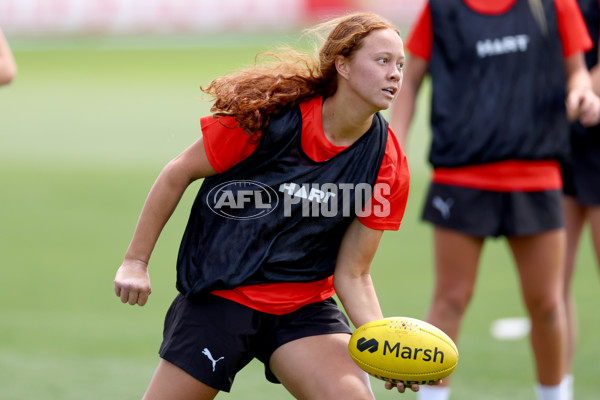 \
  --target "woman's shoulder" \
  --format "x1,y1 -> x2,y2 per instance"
383,126 -> 407,170
299,96 -> 323,115
200,115 -> 259,173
